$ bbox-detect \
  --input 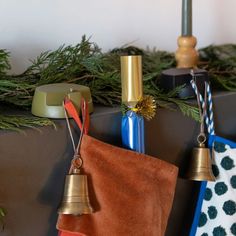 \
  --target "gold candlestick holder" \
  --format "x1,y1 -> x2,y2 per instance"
160,35 -> 208,98
175,36 -> 199,69
159,0 -> 208,97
